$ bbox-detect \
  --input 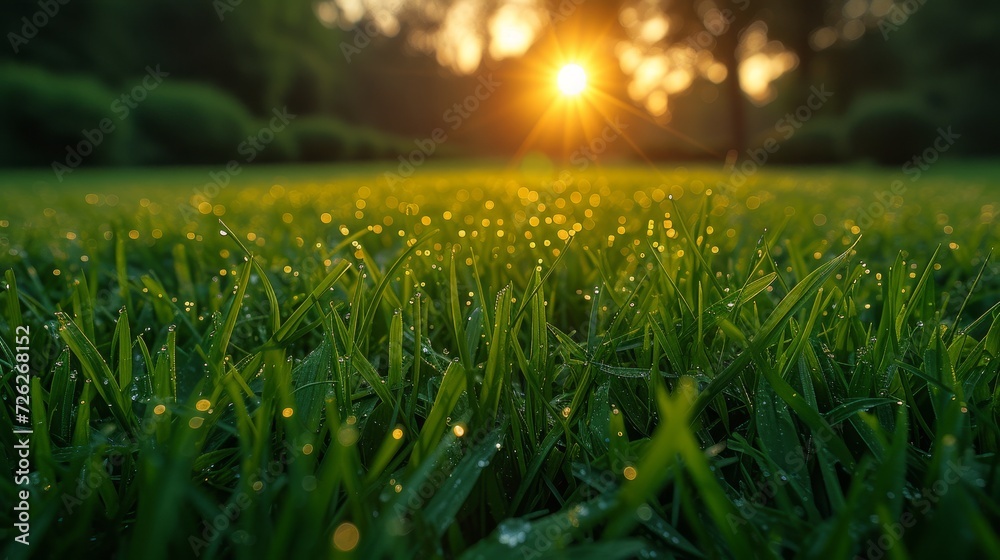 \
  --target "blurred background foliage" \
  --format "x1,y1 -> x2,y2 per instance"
0,0 -> 997,168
